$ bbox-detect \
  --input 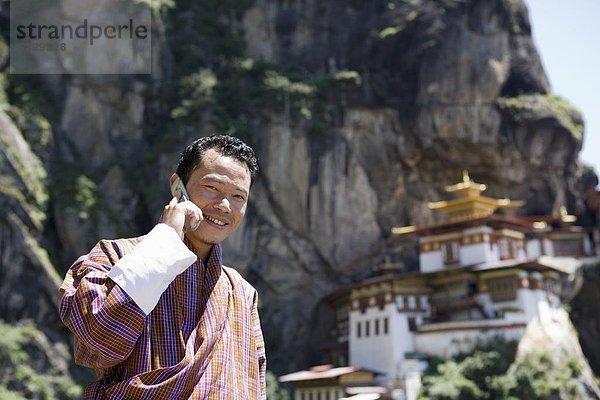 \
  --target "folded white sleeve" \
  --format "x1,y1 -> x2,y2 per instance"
107,223 -> 197,315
